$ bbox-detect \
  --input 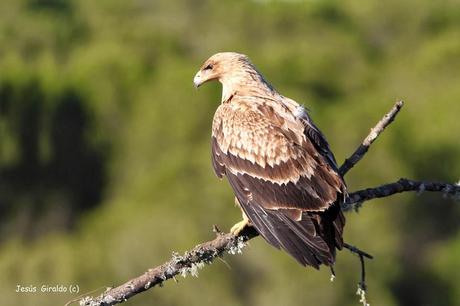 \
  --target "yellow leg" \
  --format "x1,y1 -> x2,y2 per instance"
230,198 -> 251,235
